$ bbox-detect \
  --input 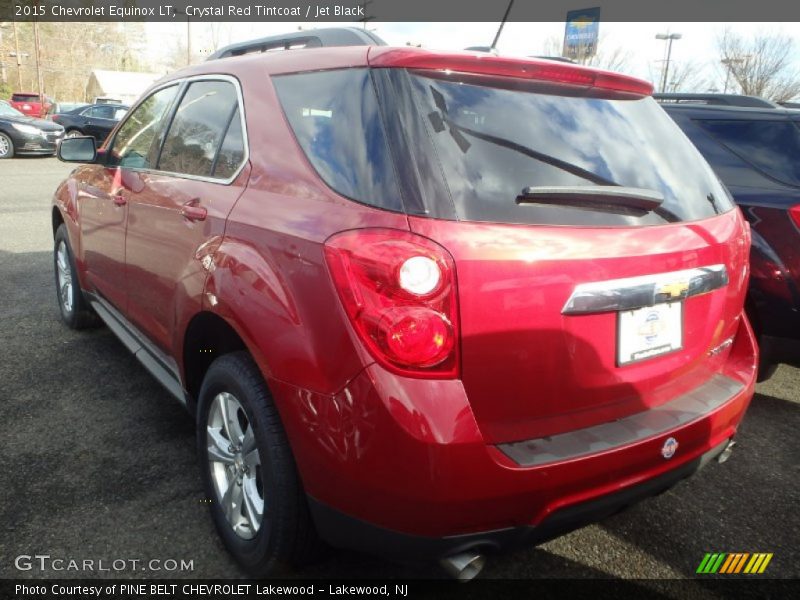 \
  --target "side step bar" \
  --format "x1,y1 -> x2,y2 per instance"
88,296 -> 187,406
